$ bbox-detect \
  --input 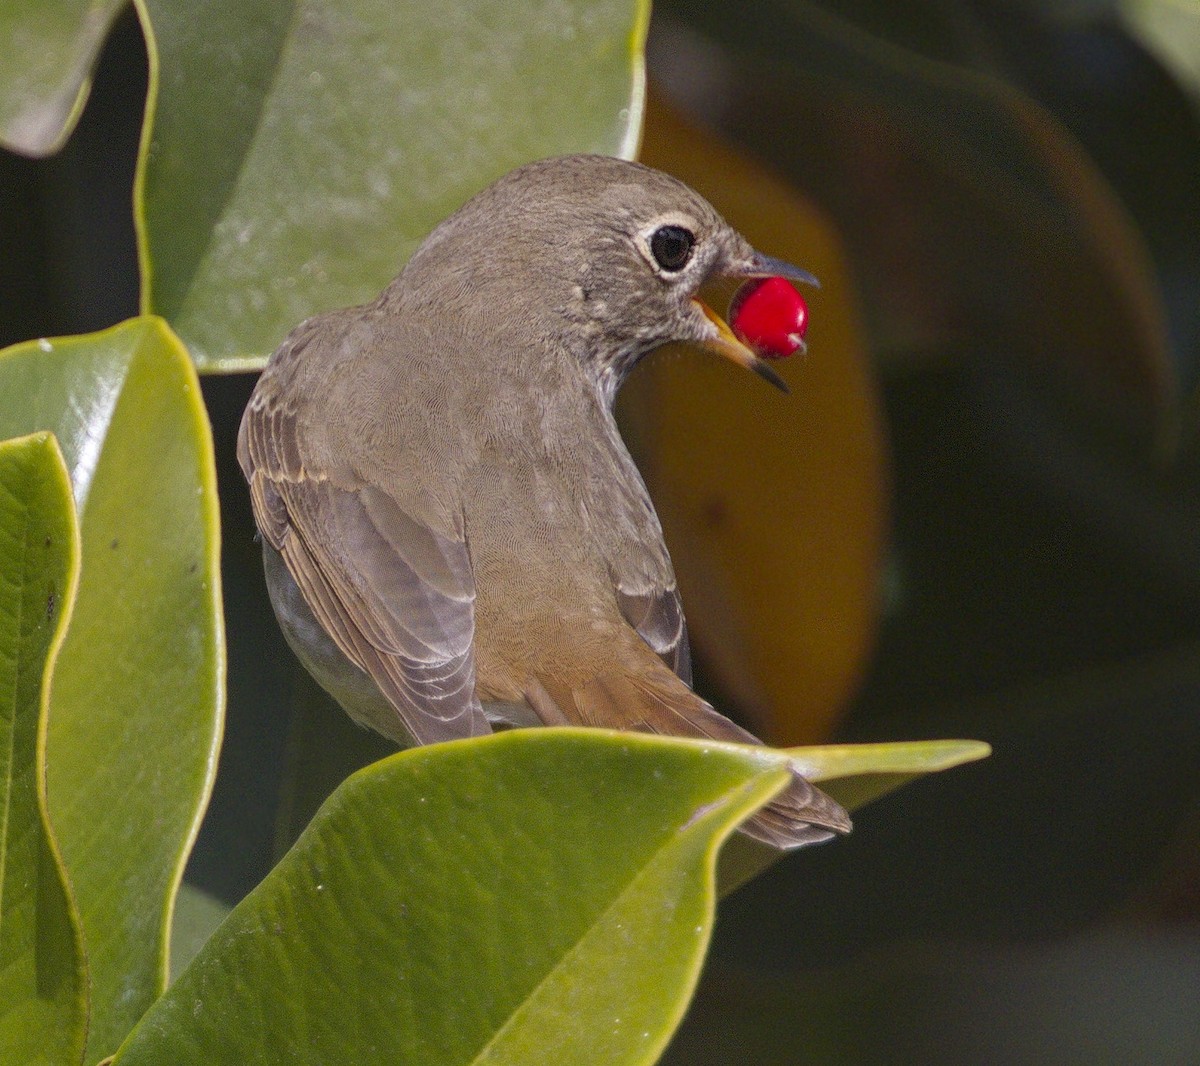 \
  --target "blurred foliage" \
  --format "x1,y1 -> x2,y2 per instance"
662,929 -> 1200,1064
653,0 -> 1179,446
135,0 -> 650,369
1,0 -> 1196,1062
1119,0 -> 1200,121
629,92 -> 887,743
645,1 -> 1200,1061
0,0 -> 127,155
